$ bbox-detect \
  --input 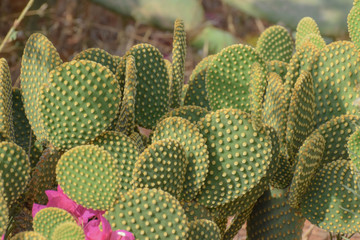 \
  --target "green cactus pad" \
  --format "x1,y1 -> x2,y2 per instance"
187,219 -> 221,240
152,117 -> 209,201
20,33 -> 63,142
180,84 -> 188,106
267,60 -> 288,81
116,55 -> 137,135
302,33 -> 326,50
256,25 -> 293,63
247,187 -> 304,240
12,88 -> 42,168
205,44 -> 266,111
288,131 -> 325,209
196,108 -> 274,208
39,59 -> 121,150
317,115 -> 360,165
73,48 -> 118,74
0,58 -> 14,141
284,43 -> 319,97
23,148 -> 60,205
0,141 -> 30,207
269,154 -> 294,189
0,178 -> 8,237
263,72 -> 287,155
51,221 -> 85,240
295,17 -> 321,50
158,105 -> 208,125
348,4 -> 360,52
10,231 -> 47,240
56,145 -> 121,210
132,138 -> 187,198
300,159 -> 360,235
104,188 -> 188,240
33,207 -> 77,239
311,41 -> 360,127
114,56 -> 126,96
91,131 -> 139,193
250,62 -> 268,131
170,19 -> 186,109
286,71 -> 316,159
119,43 -> 170,129
348,129 -> 360,170
184,55 -> 214,110
180,200 -> 213,222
